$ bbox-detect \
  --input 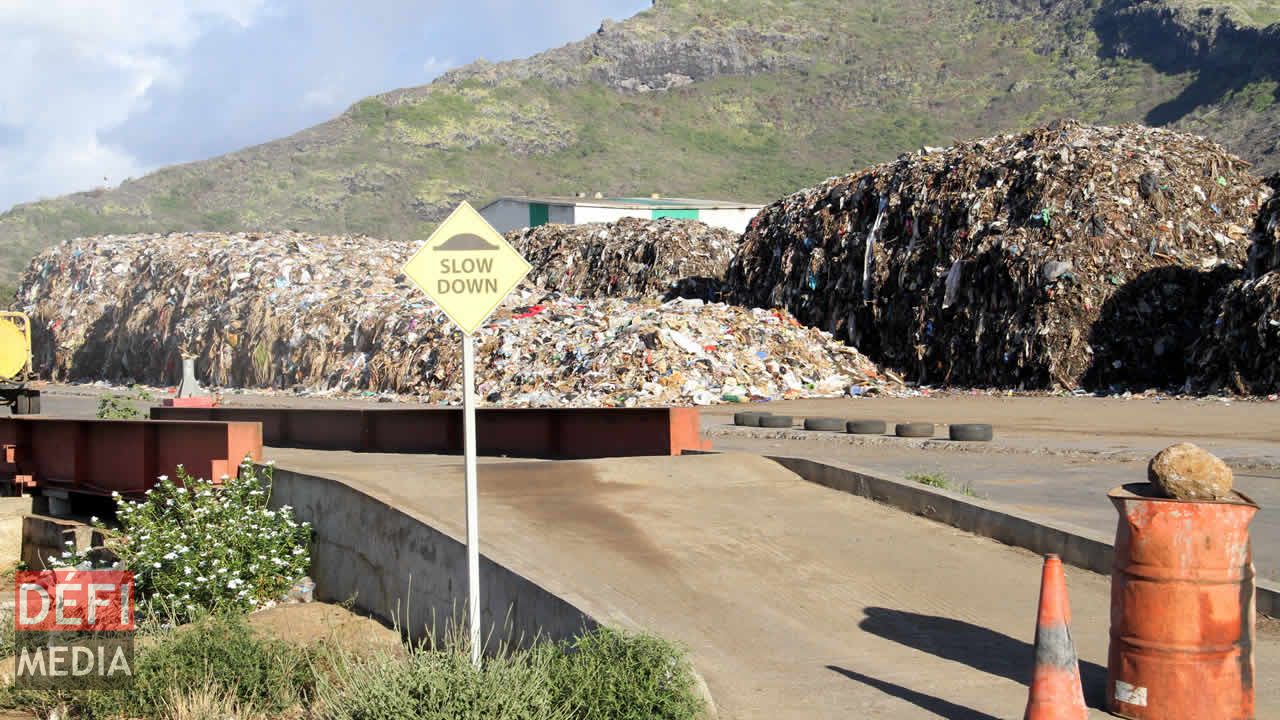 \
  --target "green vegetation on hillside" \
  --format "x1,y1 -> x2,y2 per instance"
2,0 -> 1278,304
1168,0 -> 1280,27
